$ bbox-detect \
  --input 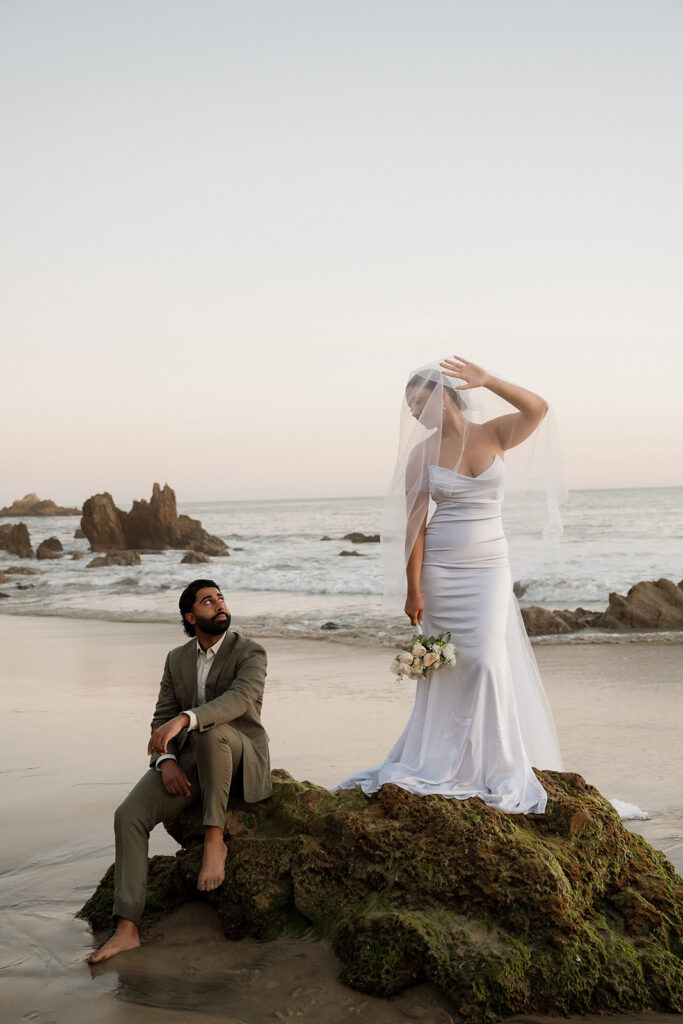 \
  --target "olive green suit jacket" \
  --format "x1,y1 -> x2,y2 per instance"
149,630 -> 272,803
